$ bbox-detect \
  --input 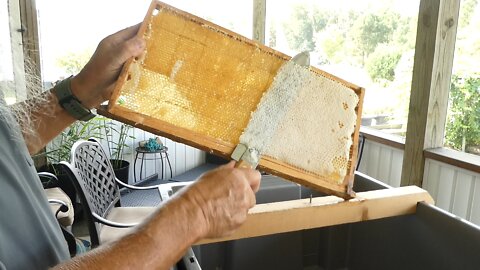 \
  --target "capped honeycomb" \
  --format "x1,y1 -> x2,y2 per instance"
108,1 -> 364,198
